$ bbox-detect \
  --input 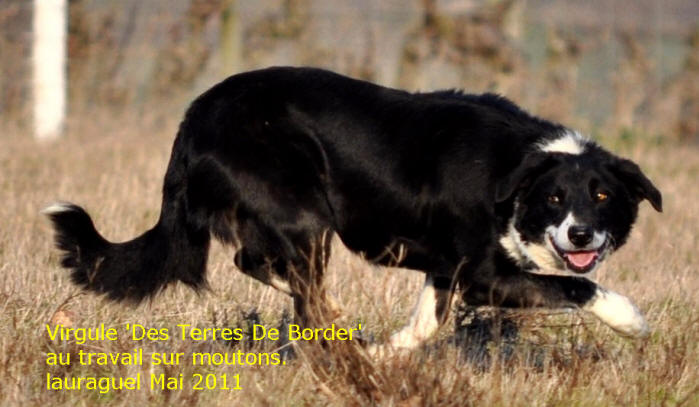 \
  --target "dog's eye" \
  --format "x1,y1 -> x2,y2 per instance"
595,192 -> 609,202
548,195 -> 561,205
